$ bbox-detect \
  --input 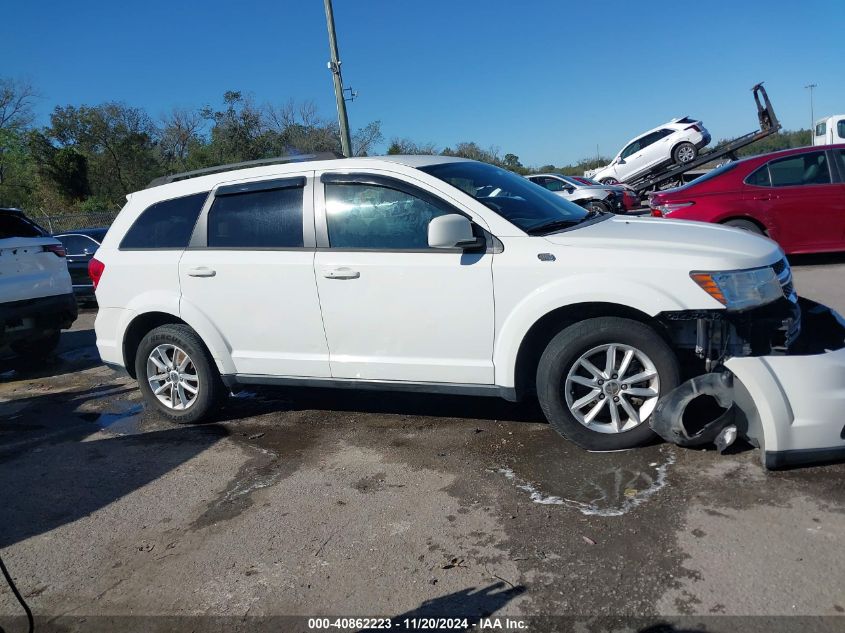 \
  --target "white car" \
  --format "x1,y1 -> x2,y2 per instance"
587,117 -> 711,184
92,155 -> 845,466
525,174 -> 625,213
1,207 -> 77,359
812,114 -> 845,145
